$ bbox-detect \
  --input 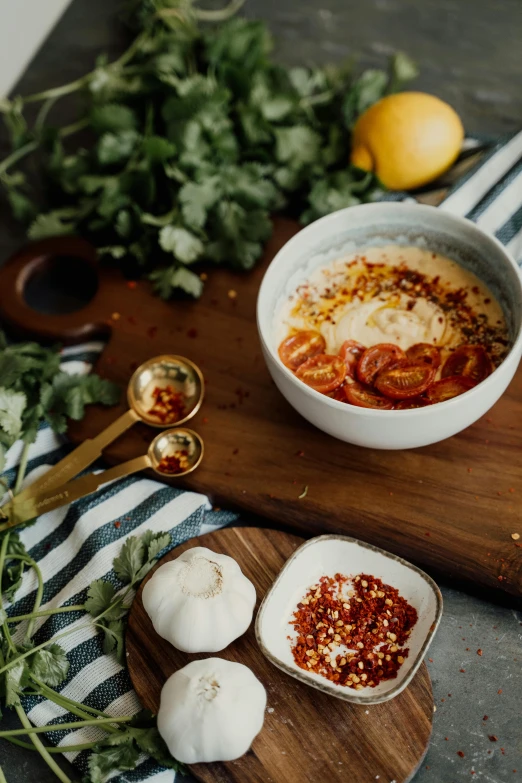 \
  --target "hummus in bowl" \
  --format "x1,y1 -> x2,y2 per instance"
257,203 -> 522,449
